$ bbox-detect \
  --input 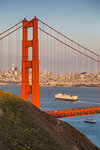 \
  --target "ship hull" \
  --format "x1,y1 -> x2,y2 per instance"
55,98 -> 78,101
84,120 -> 96,123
